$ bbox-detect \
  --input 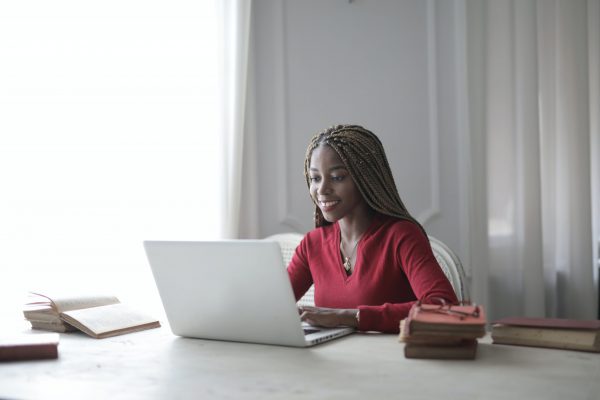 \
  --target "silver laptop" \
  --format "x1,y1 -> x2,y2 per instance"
143,240 -> 354,347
